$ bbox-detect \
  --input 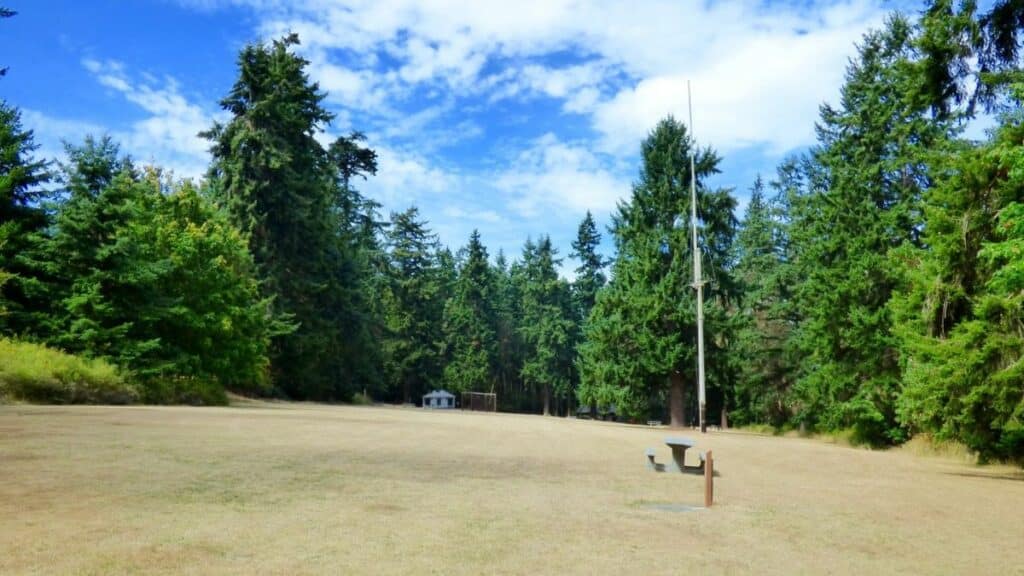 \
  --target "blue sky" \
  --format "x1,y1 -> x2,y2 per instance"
1,0 -> 923,274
